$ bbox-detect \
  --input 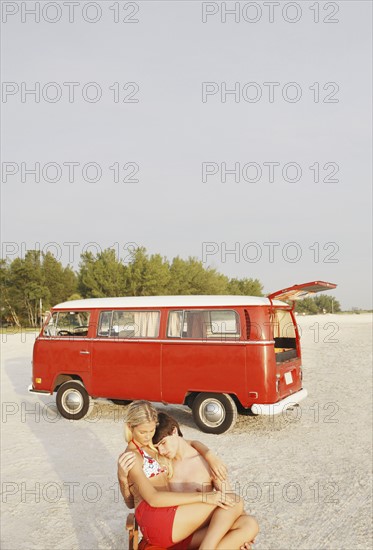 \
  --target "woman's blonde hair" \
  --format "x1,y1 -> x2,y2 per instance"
123,400 -> 158,443
123,400 -> 171,477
